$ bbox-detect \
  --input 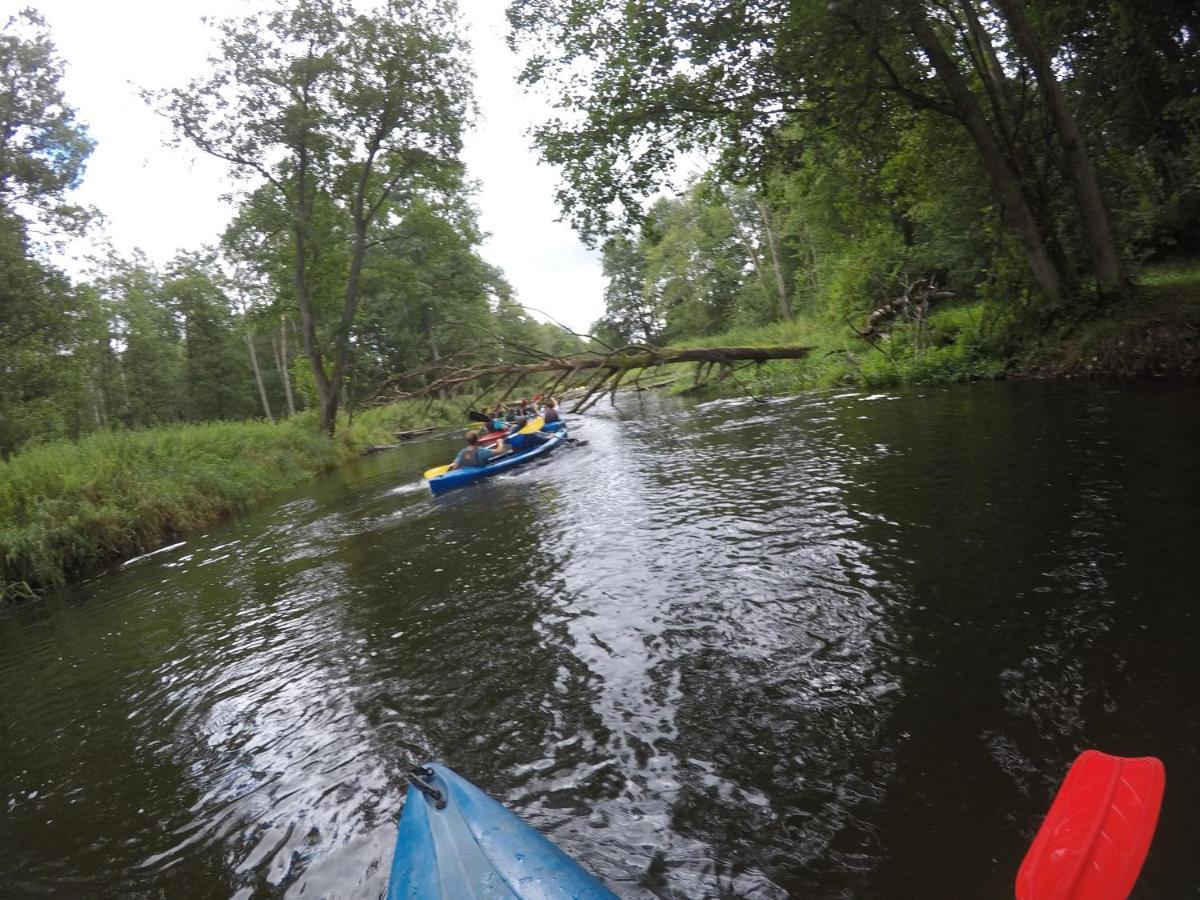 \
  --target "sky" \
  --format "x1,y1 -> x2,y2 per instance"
30,0 -> 608,332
